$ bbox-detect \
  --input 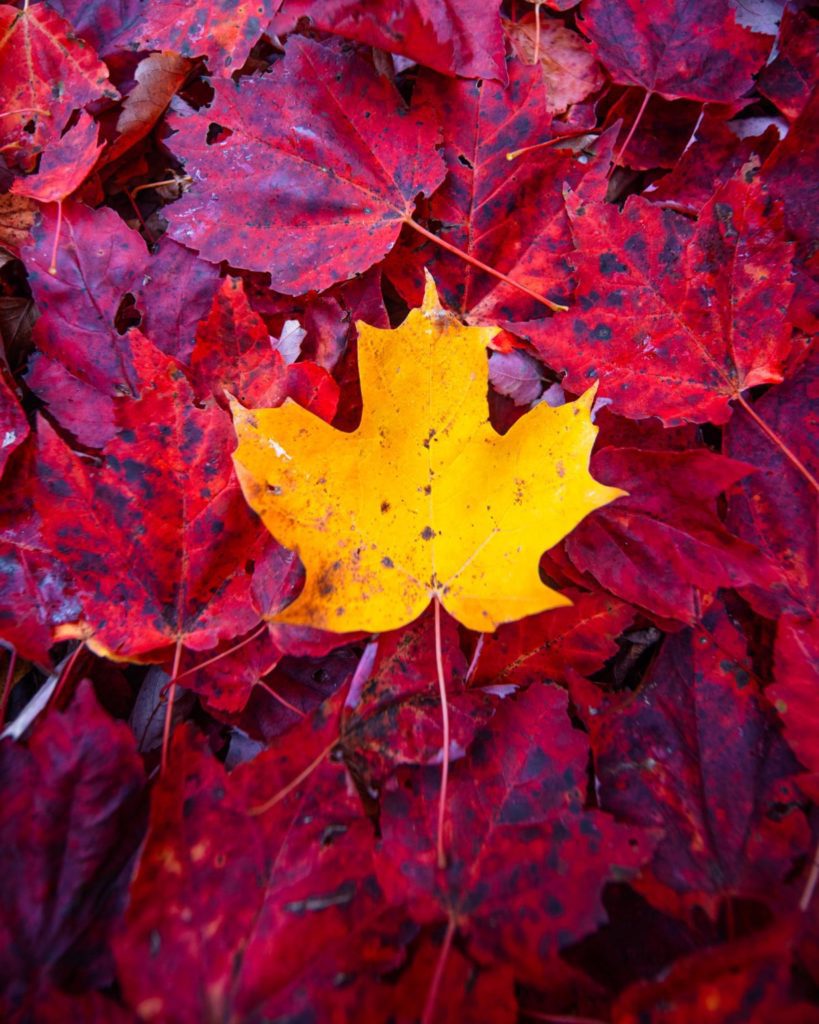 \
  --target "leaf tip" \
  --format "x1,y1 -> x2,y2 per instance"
421,268 -> 442,313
